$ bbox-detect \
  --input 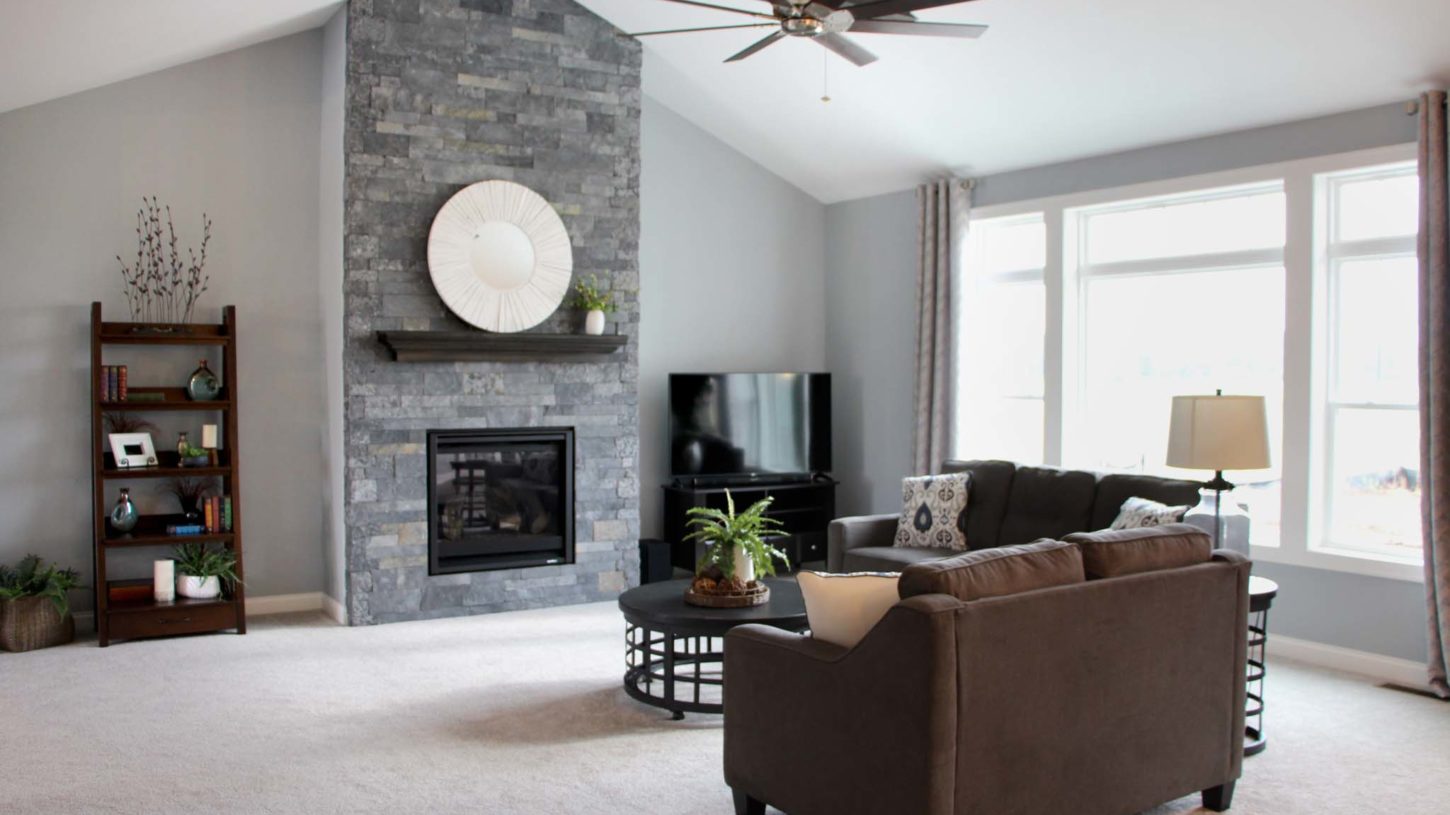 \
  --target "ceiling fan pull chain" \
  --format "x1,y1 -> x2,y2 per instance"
821,48 -> 831,103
